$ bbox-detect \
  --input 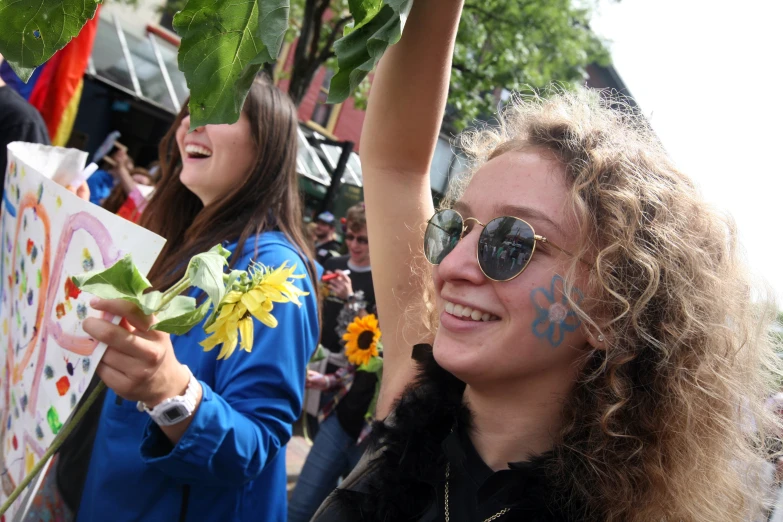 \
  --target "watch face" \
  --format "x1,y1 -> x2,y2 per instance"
162,404 -> 188,423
